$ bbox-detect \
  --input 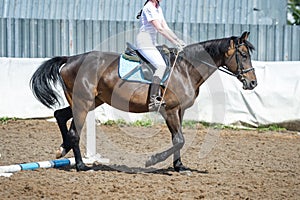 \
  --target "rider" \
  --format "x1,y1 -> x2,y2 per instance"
136,0 -> 186,111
